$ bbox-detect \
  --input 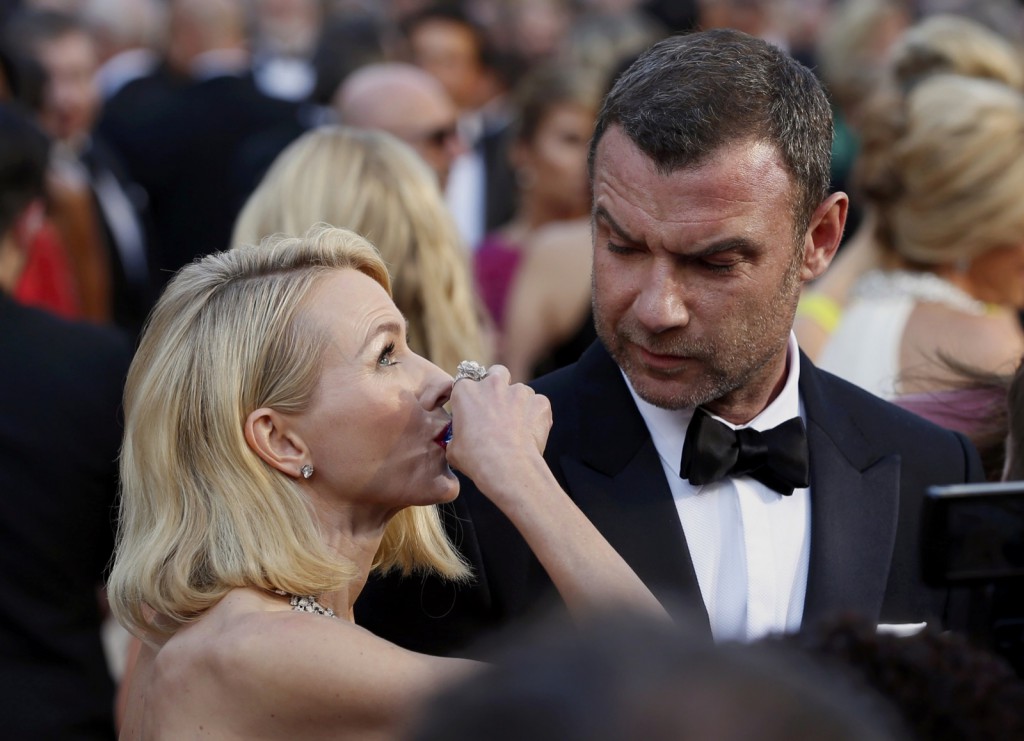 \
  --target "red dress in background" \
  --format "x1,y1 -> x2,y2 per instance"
13,222 -> 81,320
